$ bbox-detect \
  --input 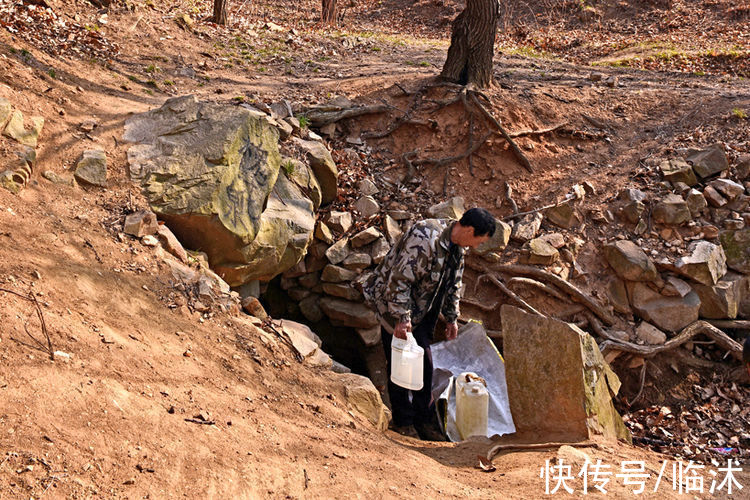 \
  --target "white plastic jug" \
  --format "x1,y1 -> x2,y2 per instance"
390,332 -> 424,390
455,372 -> 489,440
